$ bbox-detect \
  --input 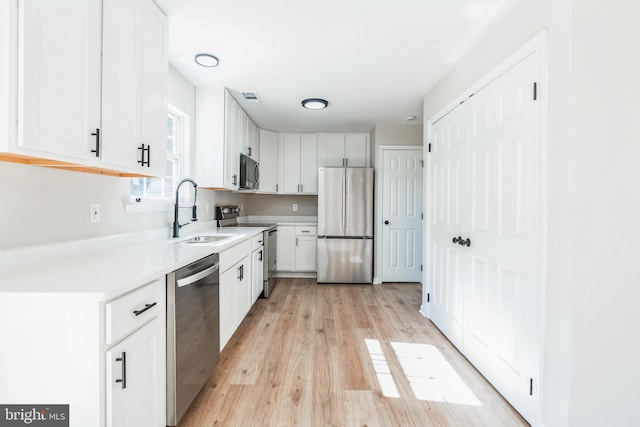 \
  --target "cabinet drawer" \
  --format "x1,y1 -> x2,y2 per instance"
220,239 -> 252,273
105,278 -> 164,345
252,233 -> 264,251
295,226 -> 317,236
